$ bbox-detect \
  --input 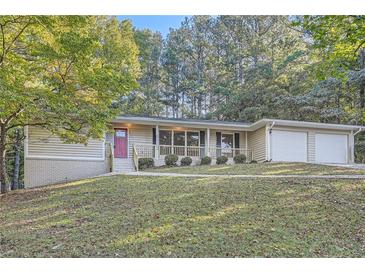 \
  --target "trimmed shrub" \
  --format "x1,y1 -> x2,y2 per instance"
216,155 -> 228,165
138,158 -> 154,170
200,156 -> 212,165
165,154 -> 179,166
250,160 -> 258,164
180,156 -> 192,166
233,154 -> 246,164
